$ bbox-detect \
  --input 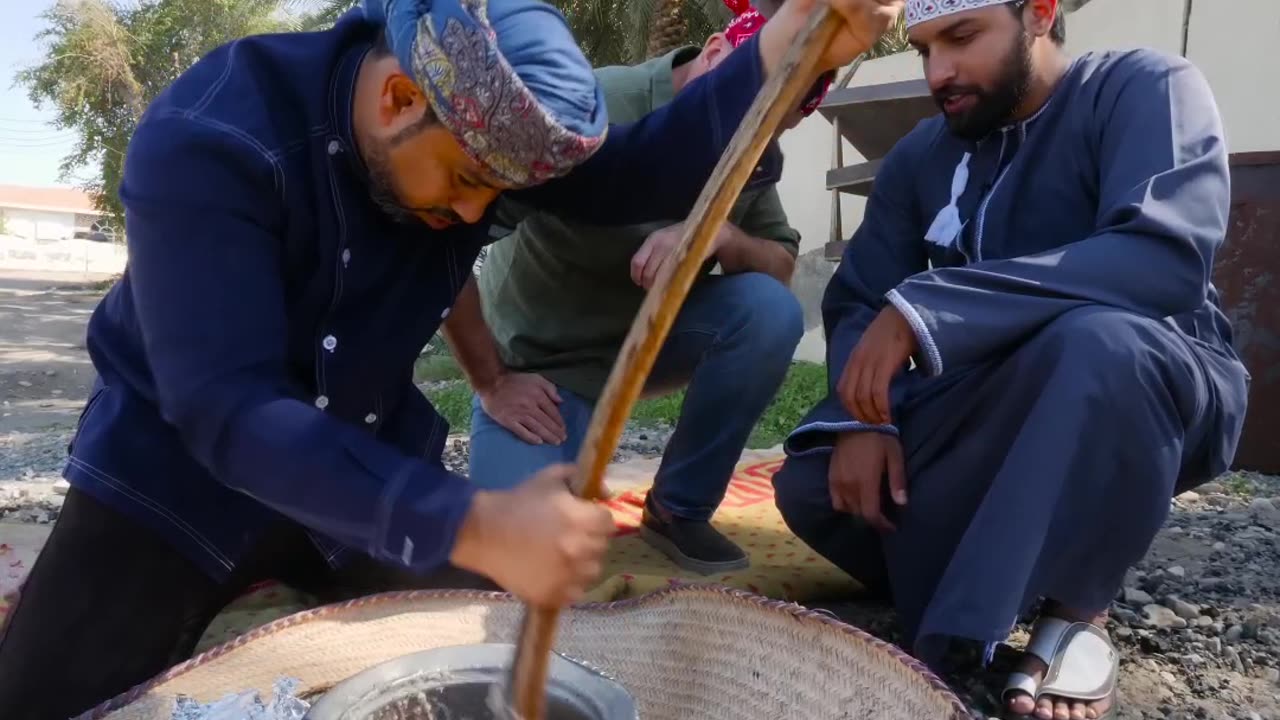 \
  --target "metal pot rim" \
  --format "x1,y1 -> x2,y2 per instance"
304,642 -> 637,720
